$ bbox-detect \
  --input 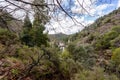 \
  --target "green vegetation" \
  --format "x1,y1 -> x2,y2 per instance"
95,25 -> 120,50
112,48 -> 120,65
20,14 -> 49,47
0,28 -> 18,45
110,35 -> 120,48
73,67 -> 119,80
0,3 -> 120,80
67,43 -> 96,69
